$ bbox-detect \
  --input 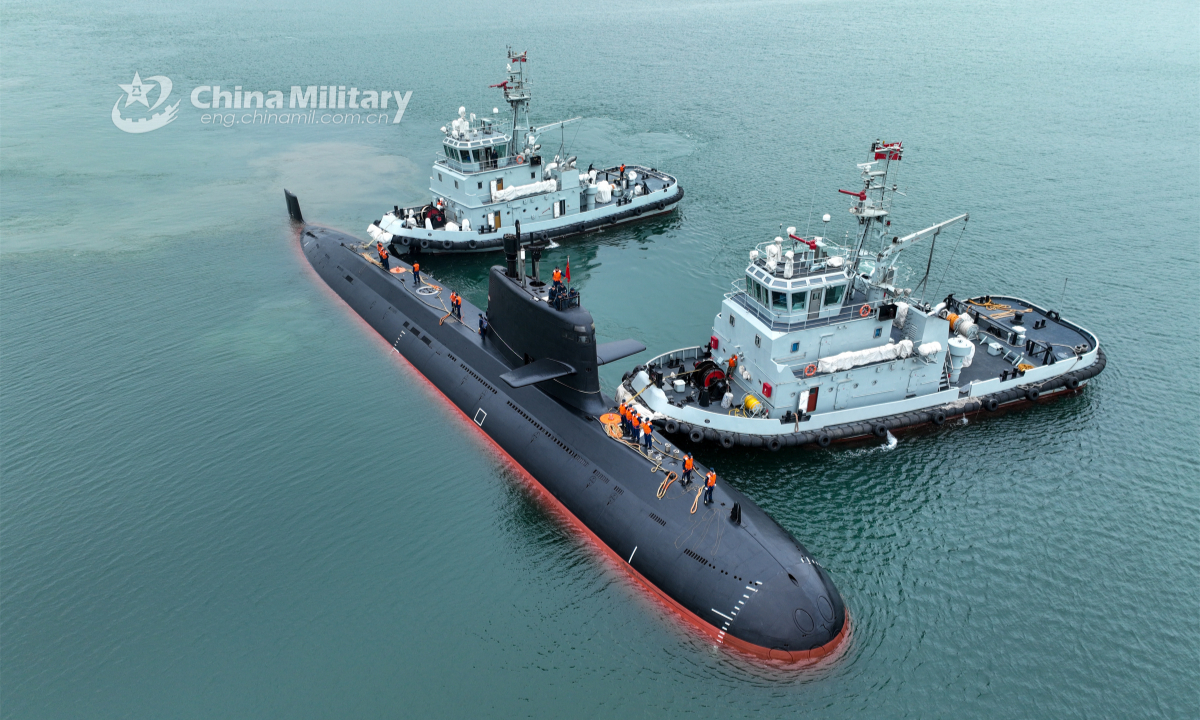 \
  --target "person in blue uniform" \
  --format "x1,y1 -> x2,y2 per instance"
681,454 -> 694,487
703,470 -> 716,505
641,419 -> 653,450
478,314 -> 488,338
412,262 -> 421,286
376,241 -> 389,270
